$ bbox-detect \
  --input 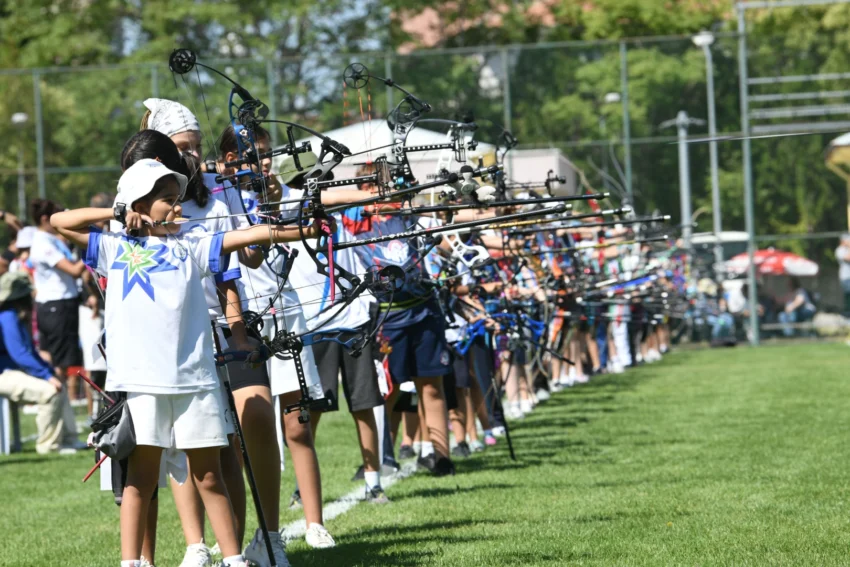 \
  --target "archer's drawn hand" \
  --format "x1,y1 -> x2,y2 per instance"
264,173 -> 282,204
125,211 -> 153,231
